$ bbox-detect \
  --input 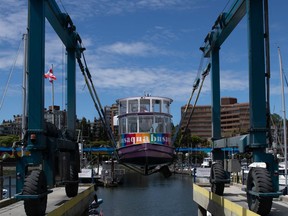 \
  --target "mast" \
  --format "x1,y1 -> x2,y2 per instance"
22,33 -> 28,140
278,46 -> 287,188
51,64 -> 55,124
